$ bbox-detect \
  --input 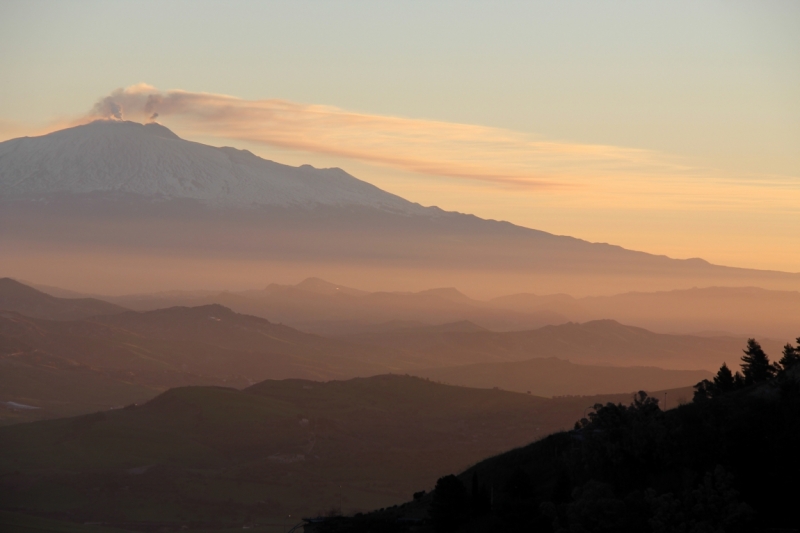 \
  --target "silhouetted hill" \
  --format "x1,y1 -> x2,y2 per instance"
101,279 -> 565,334
70,279 -> 800,340
0,375 -> 678,530
344,319 -> 782,370
490,286 -> 800,340
392,321 -> 488,334
414,357 -> 711,396
413,288 -> 474,304
434,321 -> 487,333
0,286 -> 720,425
321,371 -> 800,532
284,277 -> 369,296
0,277 -> 126,320
579,286 -> 800,340
488,292 -> 590,321
0,306 -> 408,424
93,304 -> 376,357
